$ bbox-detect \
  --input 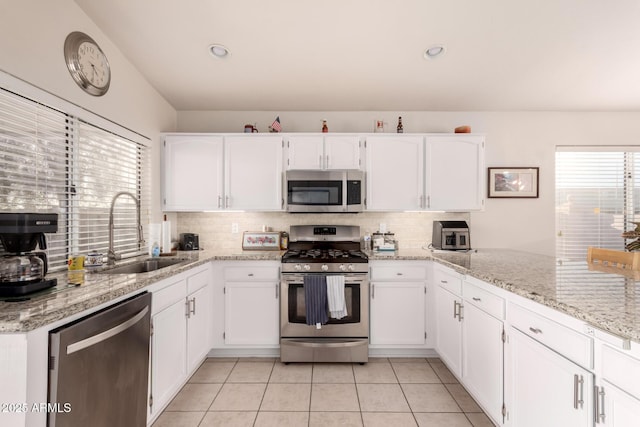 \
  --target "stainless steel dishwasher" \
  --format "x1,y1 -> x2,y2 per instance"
48,292 -> 151,427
